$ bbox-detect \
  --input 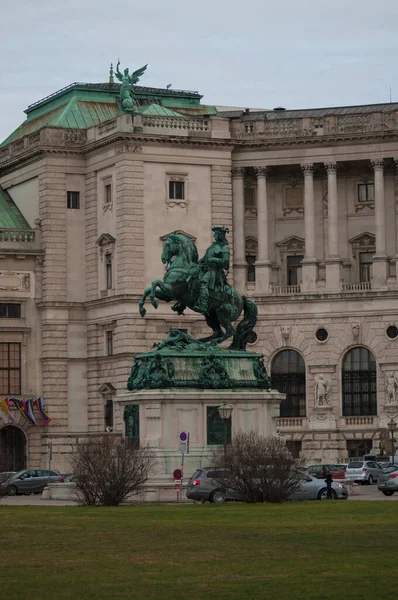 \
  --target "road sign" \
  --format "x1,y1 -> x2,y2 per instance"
174,480 -> 181,486
179,432 -> 189,454
47,441 -> 53,460
173,468 -> 183,480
